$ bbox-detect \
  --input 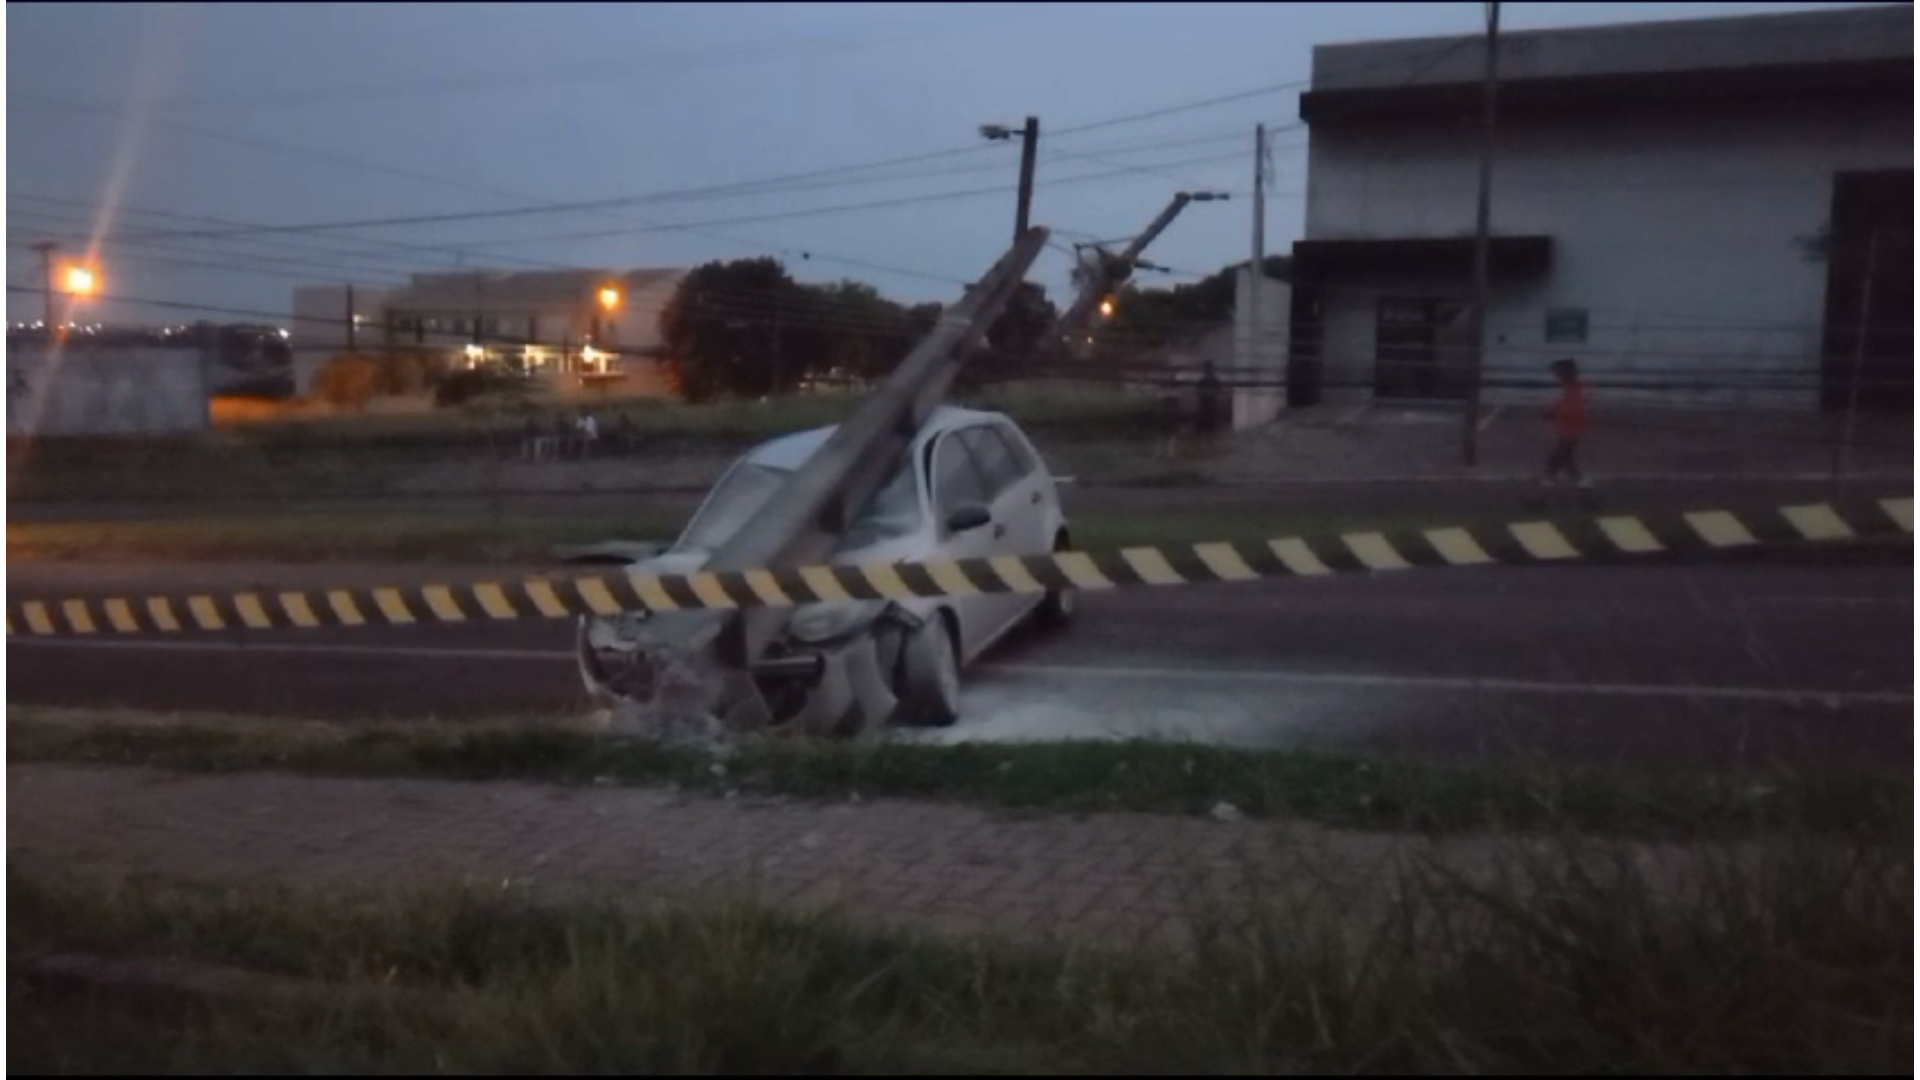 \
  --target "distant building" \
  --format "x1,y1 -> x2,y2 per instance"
291,266 -> 687,394
1287,3 -> 1913,411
